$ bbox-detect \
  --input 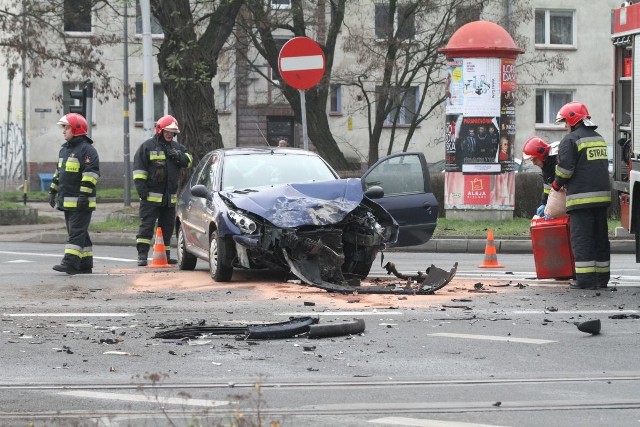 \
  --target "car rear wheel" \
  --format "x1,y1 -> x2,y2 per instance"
209,230 -> 233,282
177,225 -> 197,271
